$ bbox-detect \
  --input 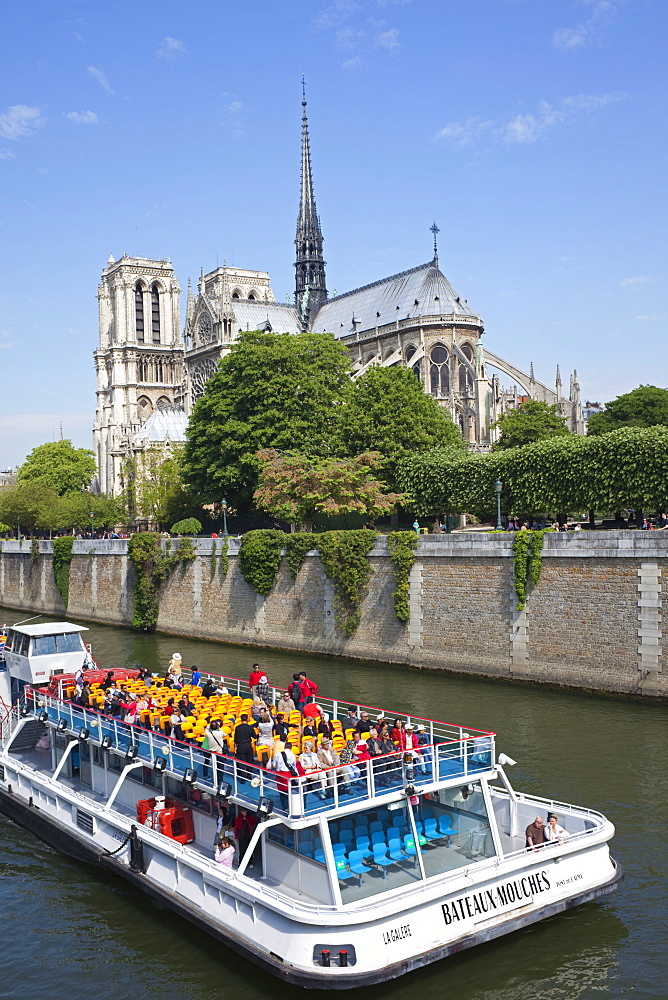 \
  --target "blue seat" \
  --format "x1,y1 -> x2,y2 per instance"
387,837 -> 408,862
437,814 -> 457,843
355,835 -> 371,855
335,857 -> 355,882
372,845 -> 396,878
348,849 -> 372,885
422,816 -> 443,841
371,830 -> 386,847
369,821 -> 383,835
332,842 -> 348,857
403,833 -> 418,857
314,848 -> 325,863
